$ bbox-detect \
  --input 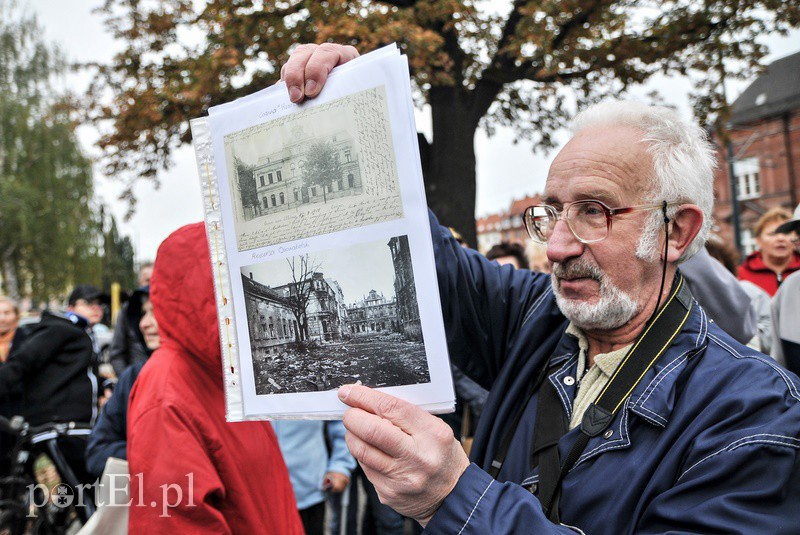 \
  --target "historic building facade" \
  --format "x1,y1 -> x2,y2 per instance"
345,289 -> 399,335
237,126 -> 364,220
241,273 -> 299,357
274,272 -> 348,343
389,235 -> 422,340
